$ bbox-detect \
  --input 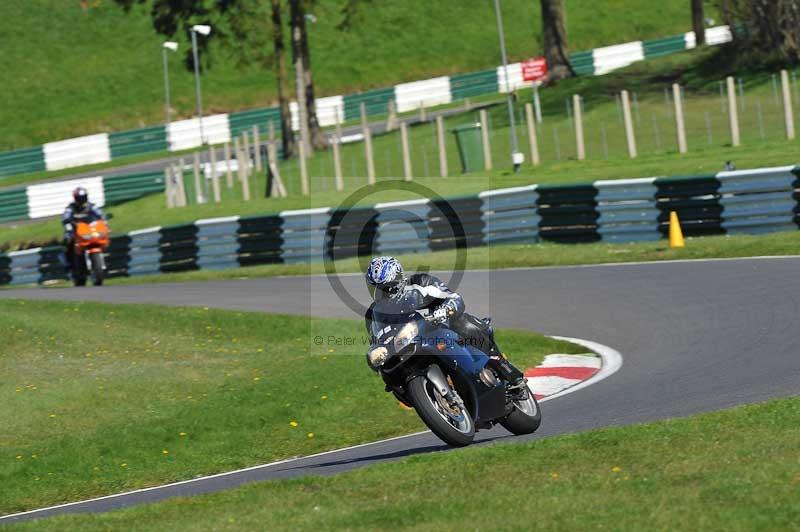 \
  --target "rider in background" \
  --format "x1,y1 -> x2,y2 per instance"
364,256 -> 527,394
62,187 -> 105,273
